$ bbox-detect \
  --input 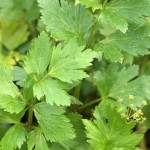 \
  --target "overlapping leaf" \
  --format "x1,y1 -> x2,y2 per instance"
94,65 -> 150,108
94,44 -> 123,63
0,0 -> 39,21
33,102 -> 75,142
0,0 -> 24,20
0,124 -> 10,141
0,124 -> 27,150
48,39 -> 96,83
38,0 -> 93,44
0,65 -> 26,114
24,32 -> 96,105
24,32 -> 51,76
76,0 -> 102,11
97,24 -> 150,62
30,125 -> 89,150
143,103 -> 150,127
2,20 -> 29,50
59,113 -> 87,149
83,104 -> 143,150
100,0 -> 150,33
0,109 -> 22,124
0,94 -> 25,114
28,128 -> 49,150
13,66 -> 27,87
33,78 -> 70,106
